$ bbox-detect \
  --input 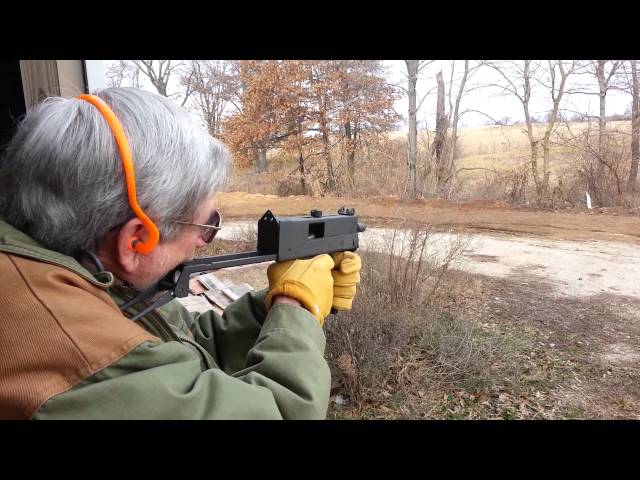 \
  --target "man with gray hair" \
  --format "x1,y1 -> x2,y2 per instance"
0,87 -> 361,419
